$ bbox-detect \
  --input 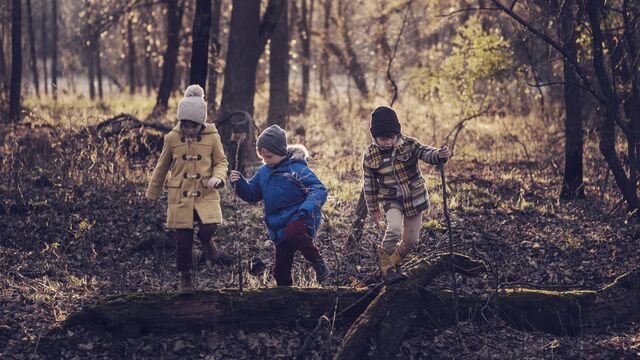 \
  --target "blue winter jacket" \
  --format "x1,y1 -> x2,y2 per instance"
235,145 -> 328,245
